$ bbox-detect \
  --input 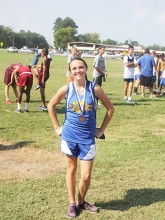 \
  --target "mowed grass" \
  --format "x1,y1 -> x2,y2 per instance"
0,50 -> 165,219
